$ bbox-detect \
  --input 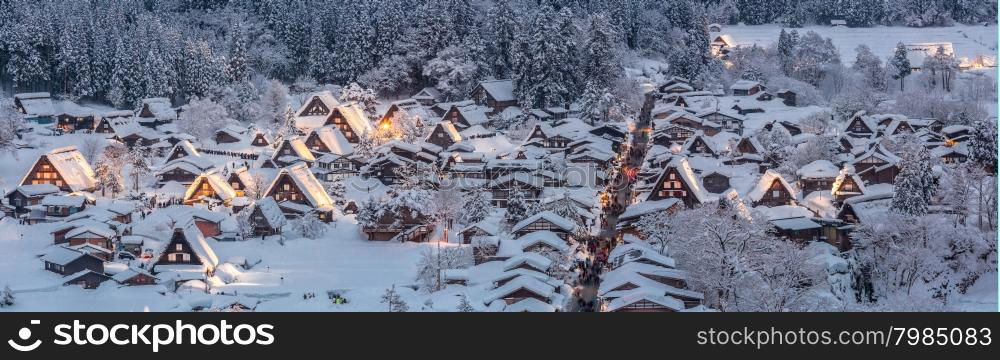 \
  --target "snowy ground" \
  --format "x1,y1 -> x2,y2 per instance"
0,215 -> 460,312
719,24 -> 997,66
